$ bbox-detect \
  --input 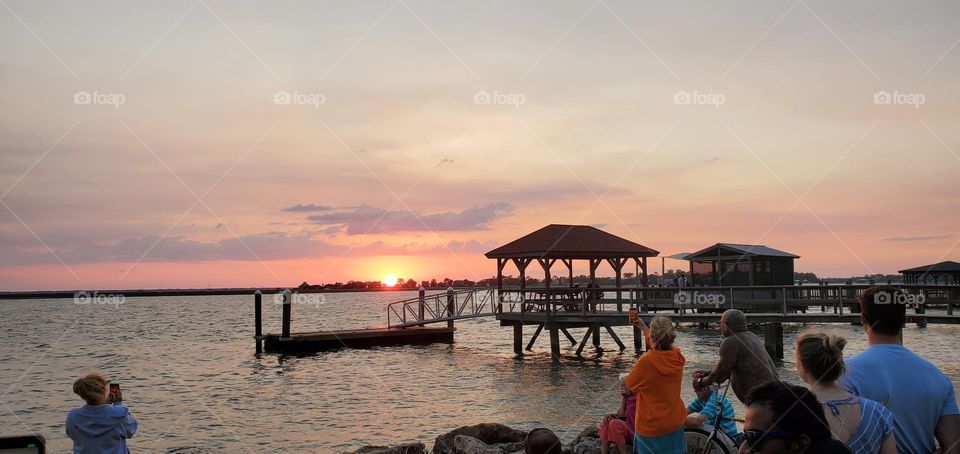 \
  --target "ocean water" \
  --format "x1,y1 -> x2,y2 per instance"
1,291 -> 958,453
